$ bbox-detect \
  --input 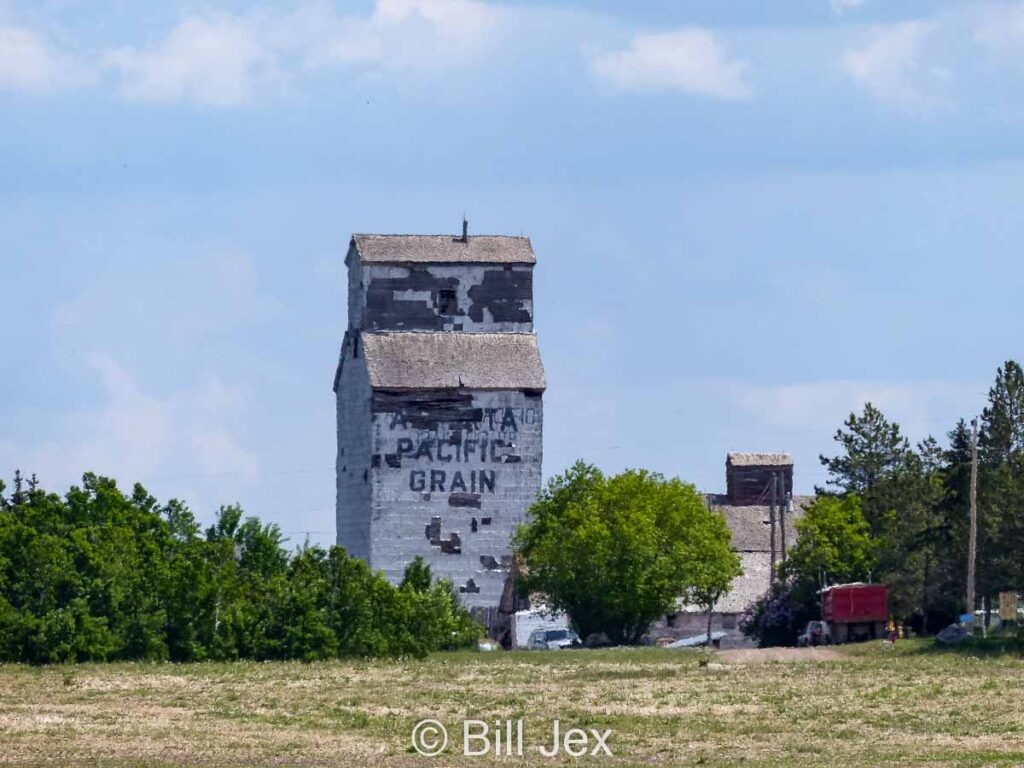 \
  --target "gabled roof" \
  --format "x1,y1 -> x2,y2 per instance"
349,234 -> 535,265
706,494 -> 811,552
361,332 -> 545,391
